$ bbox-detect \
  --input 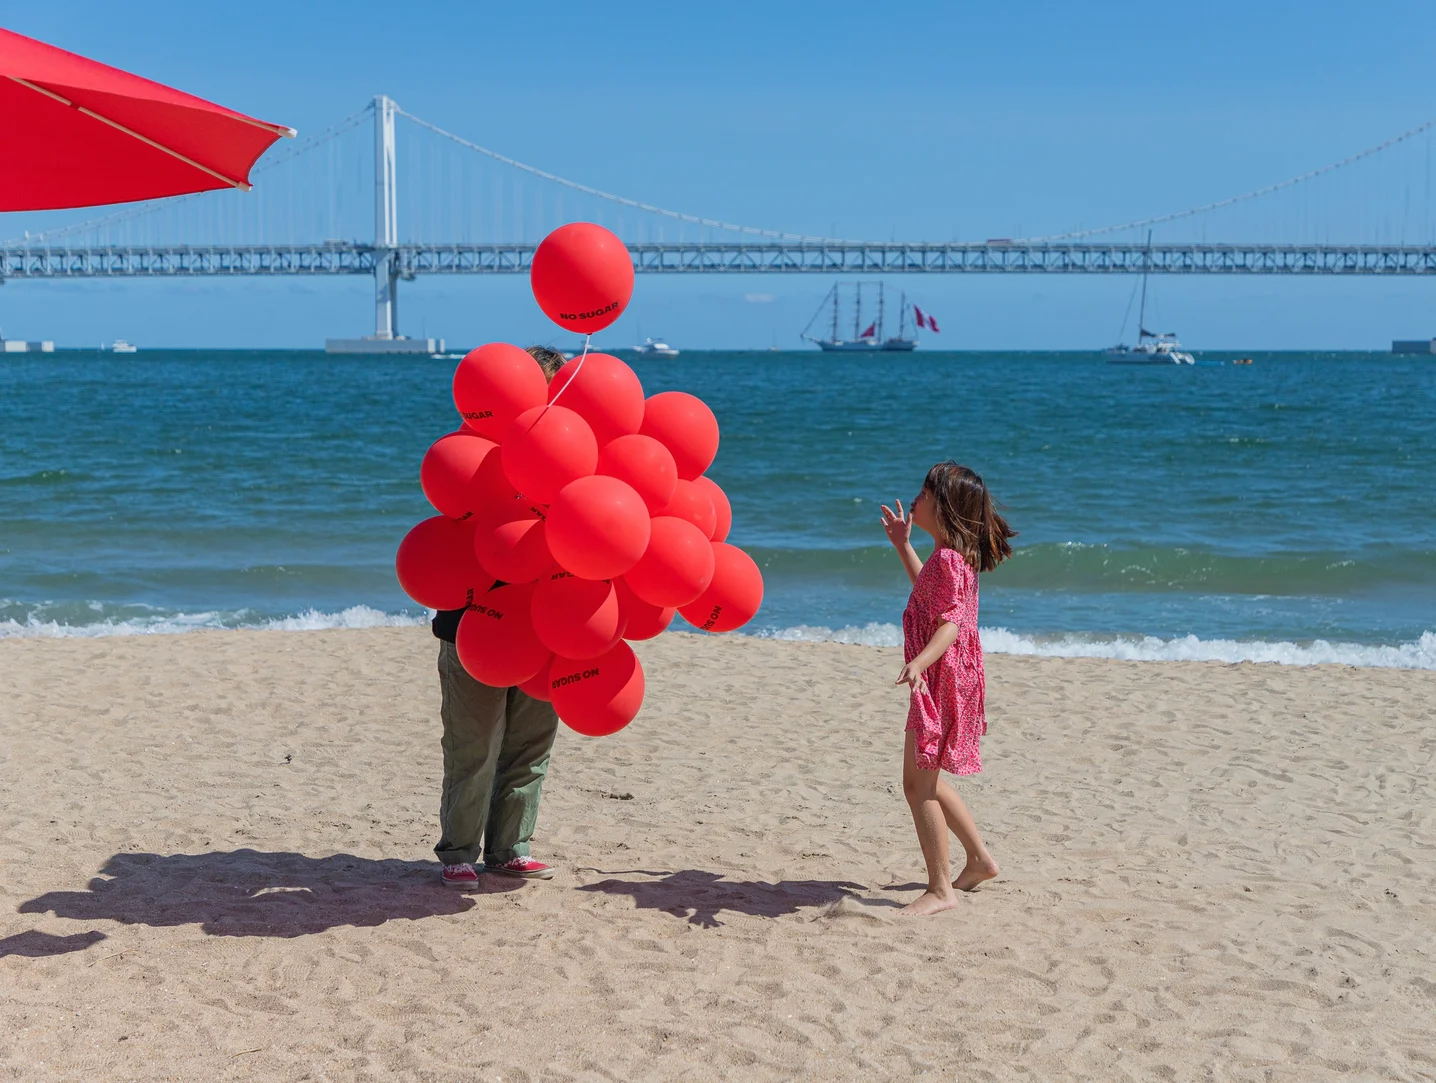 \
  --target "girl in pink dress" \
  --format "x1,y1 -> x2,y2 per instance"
880,461 -> 1015,916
